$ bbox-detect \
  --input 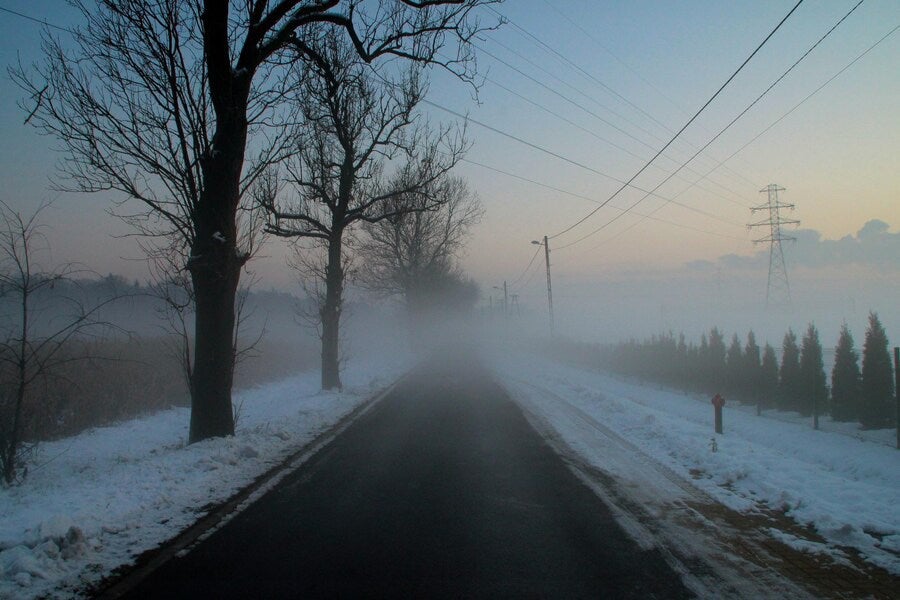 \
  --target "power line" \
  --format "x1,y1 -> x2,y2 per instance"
472,42 -> 658,159
512,251 -> 544,294
423,99 -> 625,181
561,20 -> 894,260
546,0 -> 805,241
554,206 -> 632,251
690,23 -> 899,189
461,158 -> 745,239
509,244 -> 542,289
490,3 -> 764,193
0,5 -> 74,33
535,0 -> 684,118
423,99 -> 743,228
551,0 -> 865,250
479,74 -> 749,208
488,5 -> 677,143
476,23 -> 761,201
477,36 -> 669,155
